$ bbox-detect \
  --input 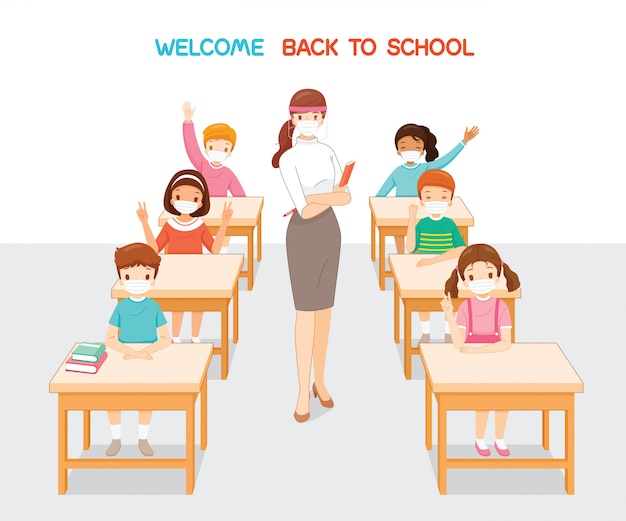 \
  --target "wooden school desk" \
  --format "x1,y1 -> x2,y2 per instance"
111,254 -> 243,379
159,196 -> 264,290
389,254 -> 522,379
420,342 -> 584,494
49,342 -> 213,495
369,196 -> 474,290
